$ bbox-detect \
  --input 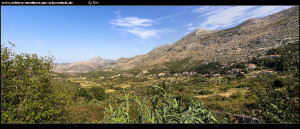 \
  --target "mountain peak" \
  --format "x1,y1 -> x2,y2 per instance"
89,56 -> 113,63
90,56 -> 102,61
194,28 -> 218,36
